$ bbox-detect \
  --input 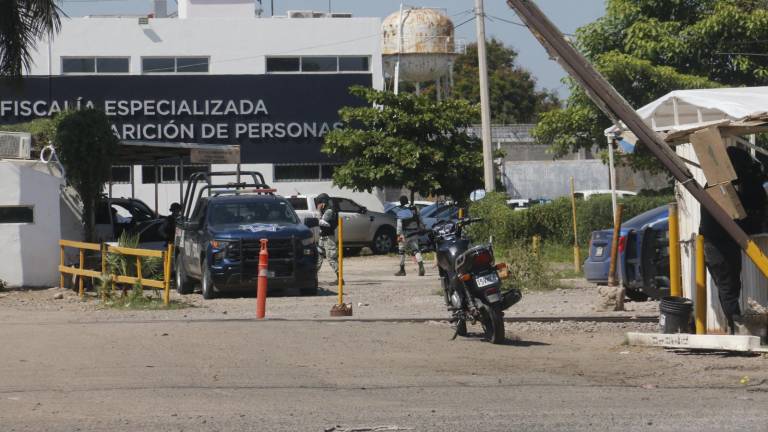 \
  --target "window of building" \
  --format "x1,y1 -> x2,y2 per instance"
142,164 -> 209,184
142,166 -> 159,184
62,57 -> 95,74
110,166 -> 132,184
301,56 -> 337,72
62,57 -> 129,74
0,206 -> 33,223
96,57 -> 129,73
142,57 -> 209,74
266,57 -> 300,72
266,56 -> 370,73
176,57 -> 209,73
161,166 -> 178,182
320,164 -> 336,180
273,164 -> 339,182
339,56 -> 369,72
